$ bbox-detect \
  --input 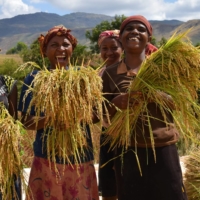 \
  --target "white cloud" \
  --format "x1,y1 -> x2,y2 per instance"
44,0 -> 200,21
0,0 -> 200,21
0,0 -> 38,19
